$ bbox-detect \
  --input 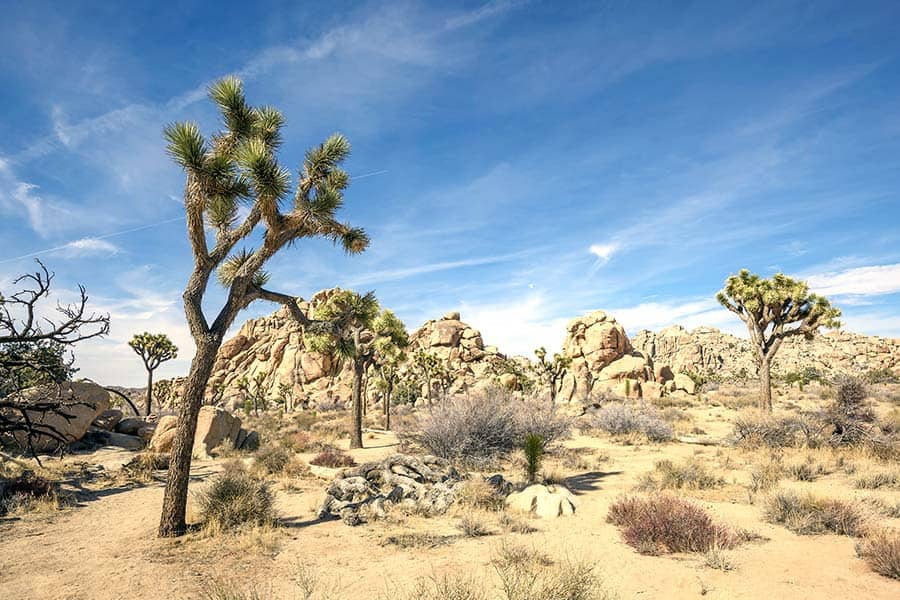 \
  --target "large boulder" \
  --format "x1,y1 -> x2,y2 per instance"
559,311 -> 632,402
92,409 -> 123,431
598,354 -> 650,381
192,406 -> 242,458
5,382 -> 110,453
506,484 -> 577,518
148,415 -> 178,452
